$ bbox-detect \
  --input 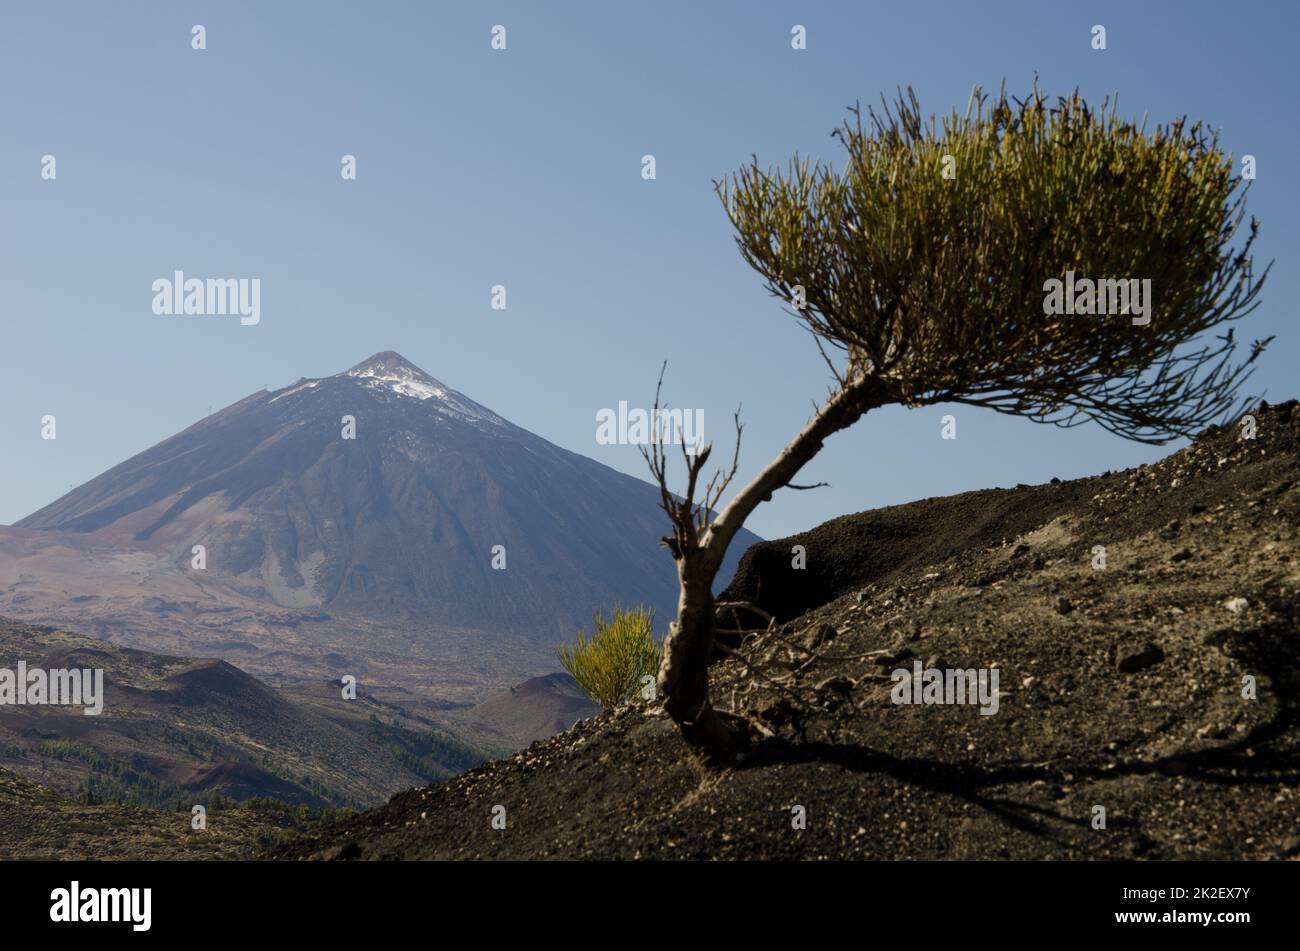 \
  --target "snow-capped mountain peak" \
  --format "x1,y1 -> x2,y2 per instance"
325,351 -> 506,426
344,351 -> 452,401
